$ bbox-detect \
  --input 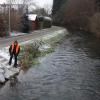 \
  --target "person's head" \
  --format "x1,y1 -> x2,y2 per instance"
14,40 -> 18,45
